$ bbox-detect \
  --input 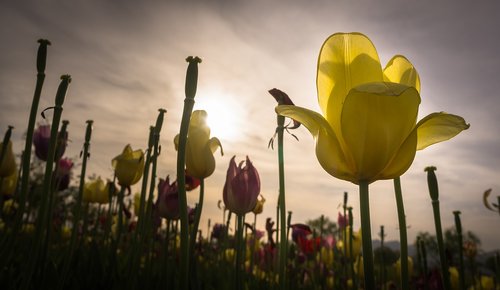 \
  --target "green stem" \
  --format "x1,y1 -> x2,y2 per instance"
177,56 -> 201,289
432,200 -> 450,290
394,177 -> 409,290
23,75 -> 71,289
277,113 -> 287,290
348,206 -> 357,289
359,180 -> 375,289
115,186 -> 126,249
136,126 -> 153,239
420,238 -> 429,290
14,40 -> 50,235
380,225 -> 386,290
190,179 -> 205,261
59,120 -> 92,289
453,211 -> 465,290
235,214 -> 244,290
